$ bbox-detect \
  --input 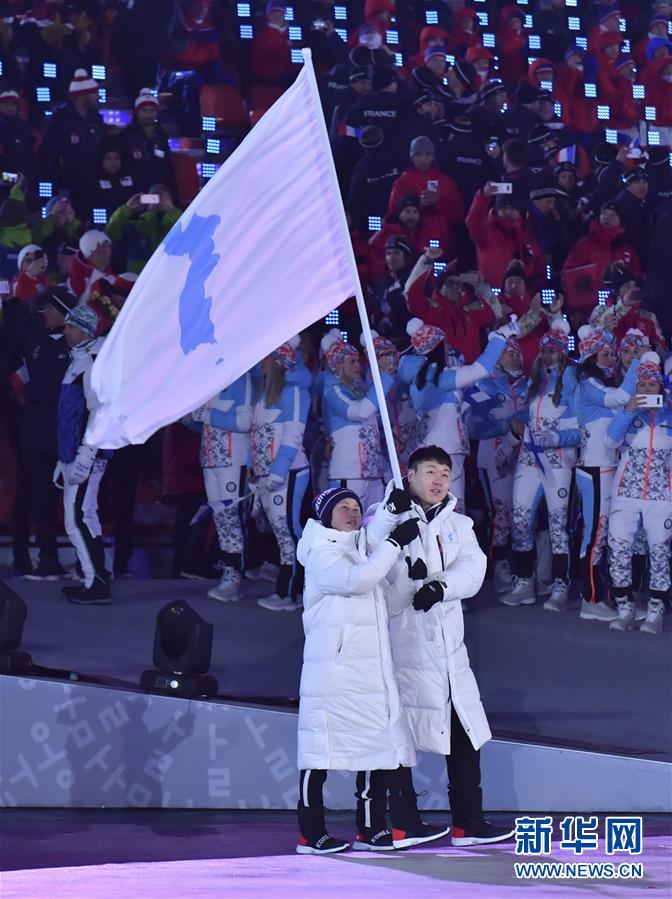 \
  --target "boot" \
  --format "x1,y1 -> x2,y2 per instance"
609,597 -> 635,632
639,598 -> 665,635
